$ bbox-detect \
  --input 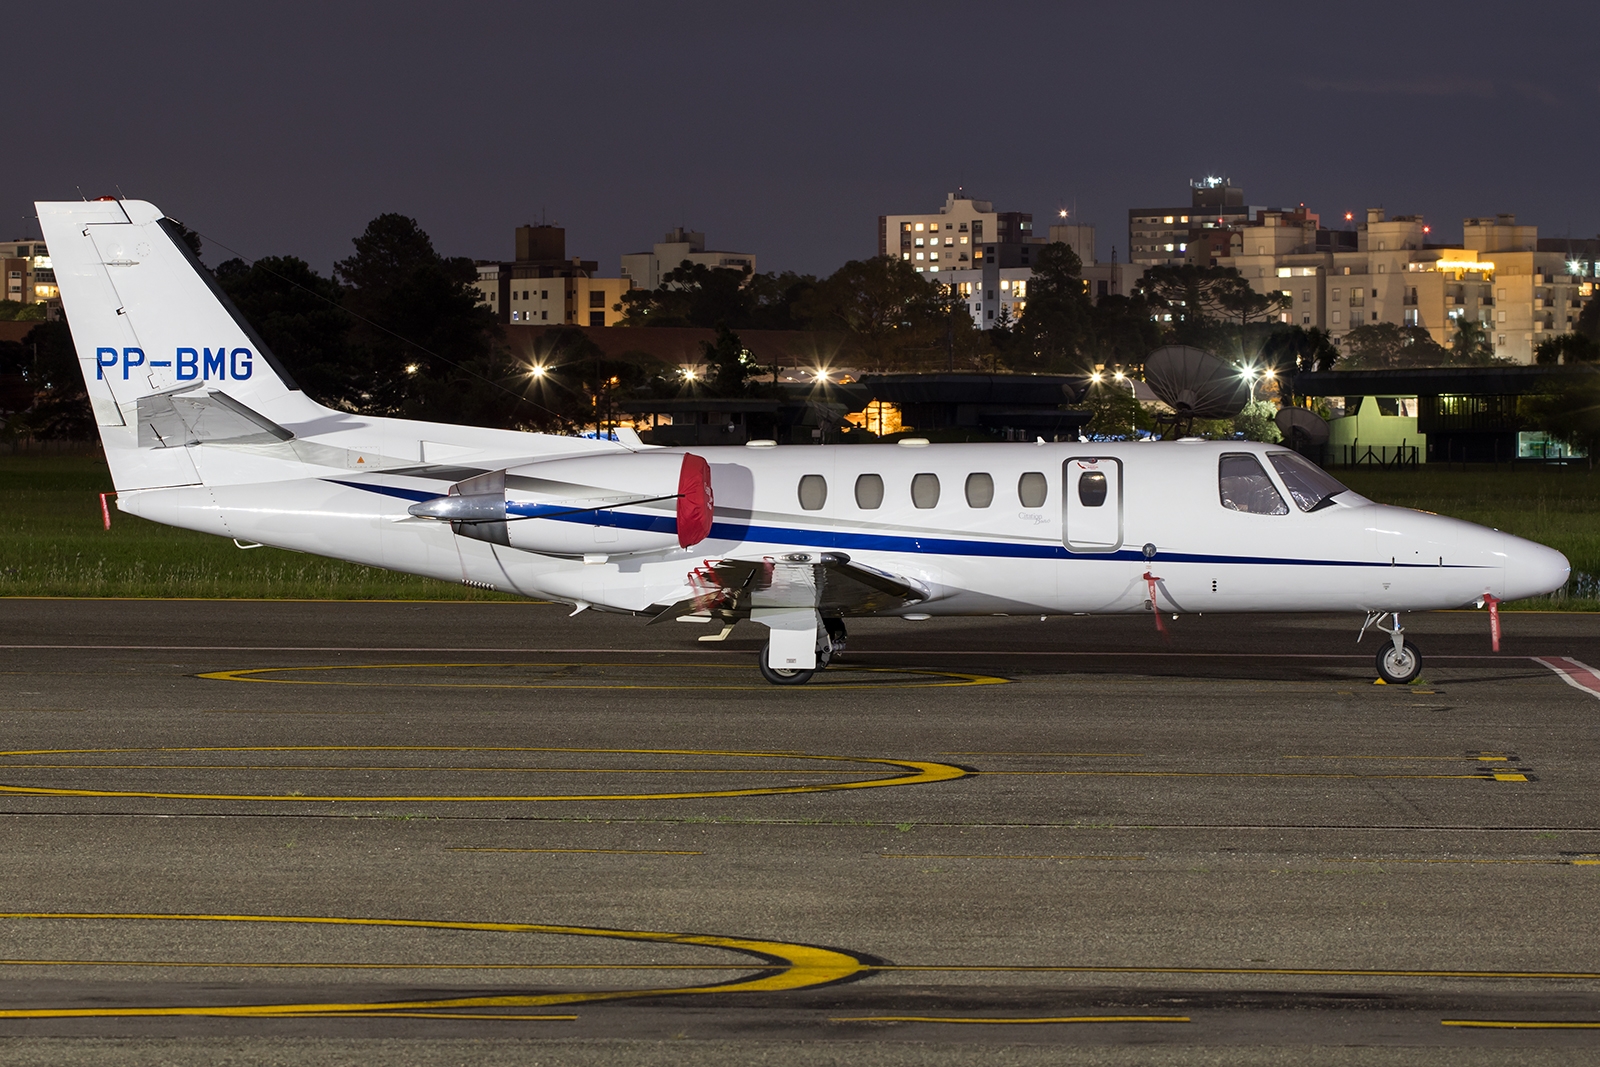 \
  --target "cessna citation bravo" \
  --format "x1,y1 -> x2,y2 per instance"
38,198 -> 1571,684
